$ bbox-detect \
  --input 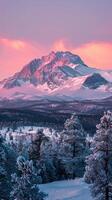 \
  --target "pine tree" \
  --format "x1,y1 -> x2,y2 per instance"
0,134 -> 16,200
84,111 -> 112,200
10,156 -> 46,200
64,113 -> 85,158
58,113 -> 85,178
0,135 -> 8,199
29,129 -> 45,163
29,129 -> 57,183
39,133 -> 57,182
60,113 -> 85,178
